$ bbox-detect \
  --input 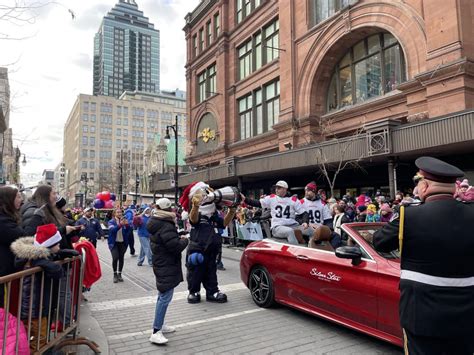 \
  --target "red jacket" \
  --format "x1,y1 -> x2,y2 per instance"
74,241 -> 101,288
